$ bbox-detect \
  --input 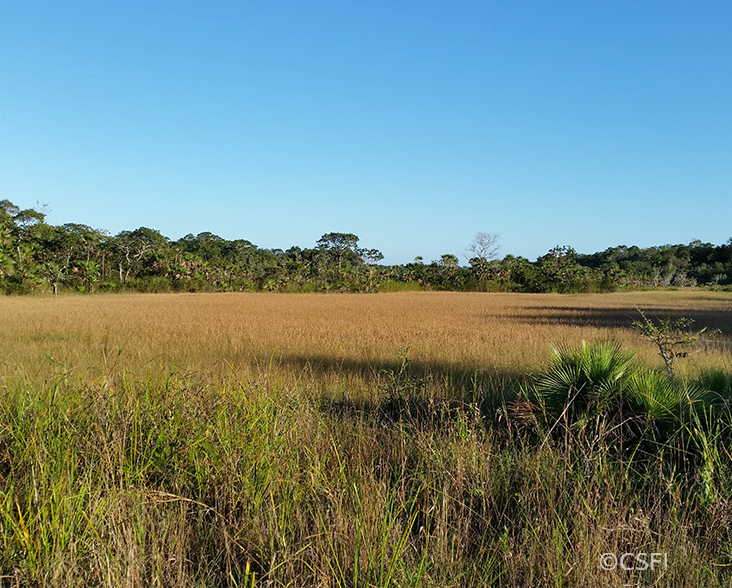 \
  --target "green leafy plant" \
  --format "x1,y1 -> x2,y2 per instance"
529,341 -> 727,448
625,369 -> 714,430
533,340 -> 637,419
694,369 -> 732,398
